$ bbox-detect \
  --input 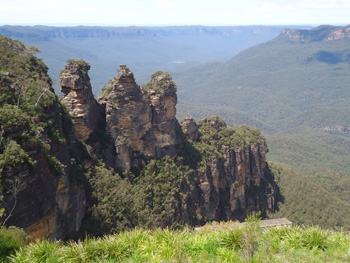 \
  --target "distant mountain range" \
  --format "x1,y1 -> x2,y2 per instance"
0,25 -> 303,94
174,24 -> 350,134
